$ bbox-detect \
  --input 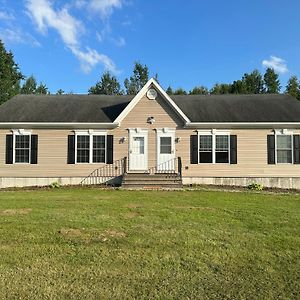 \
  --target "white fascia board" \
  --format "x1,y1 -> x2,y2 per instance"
0,122 -> 119,129
152,80 -> 191,123
114,78 -> 191,124
185,122 -> 300,129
